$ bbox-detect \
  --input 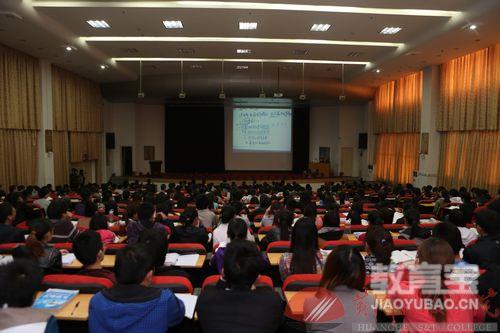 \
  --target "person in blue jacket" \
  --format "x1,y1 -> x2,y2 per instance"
89,243 -> 185,333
